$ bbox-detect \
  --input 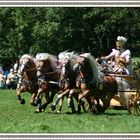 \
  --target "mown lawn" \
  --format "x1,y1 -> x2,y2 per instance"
0,89 -> 140,133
